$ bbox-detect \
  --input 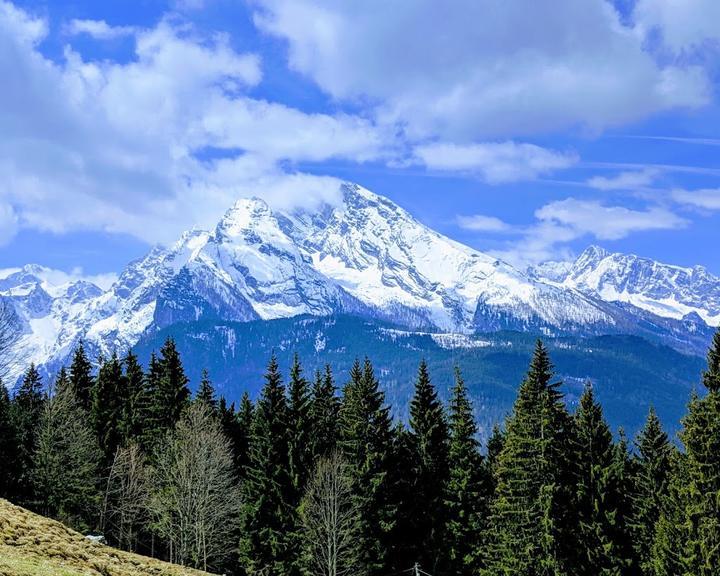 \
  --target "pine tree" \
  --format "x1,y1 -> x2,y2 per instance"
482,340 -> 573,576
69,341 -> 94,411
310,365 -> 339,459
196,369 -> 218,412
288,354 -> 313,498
485,423 -> 505,495
92,353 -> 126,465
121,350 -> 145,443
670,331 -> 720,575
631,407 -> 674,576
445,367 -> 489,575
339,358 -> 395,576
0,382 -> 20,499
408,359 -> 450,573
239,354 -> 297,576
34,382 -> 101,530
137,352 -> 163,454
571,384 -> 629,576
155,338 -> 190,432
234,392 -> 254,479
12,364 -> 46,505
